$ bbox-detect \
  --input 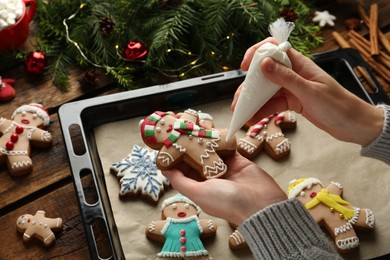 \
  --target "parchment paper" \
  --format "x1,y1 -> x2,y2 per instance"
94,99 -> 390,260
